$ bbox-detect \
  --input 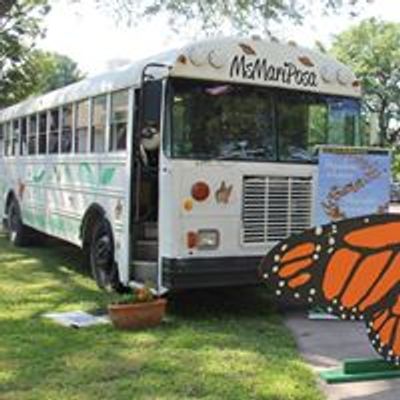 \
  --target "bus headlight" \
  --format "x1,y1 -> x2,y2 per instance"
197,229 -> 220,250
